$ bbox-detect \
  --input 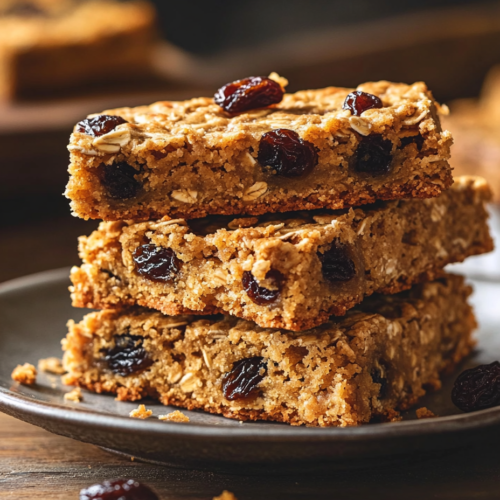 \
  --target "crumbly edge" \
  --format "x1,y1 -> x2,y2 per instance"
70,176 -> 493,331
70,172 -> 452,222
63,275 -> 476,427
70,245 -> 489,332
